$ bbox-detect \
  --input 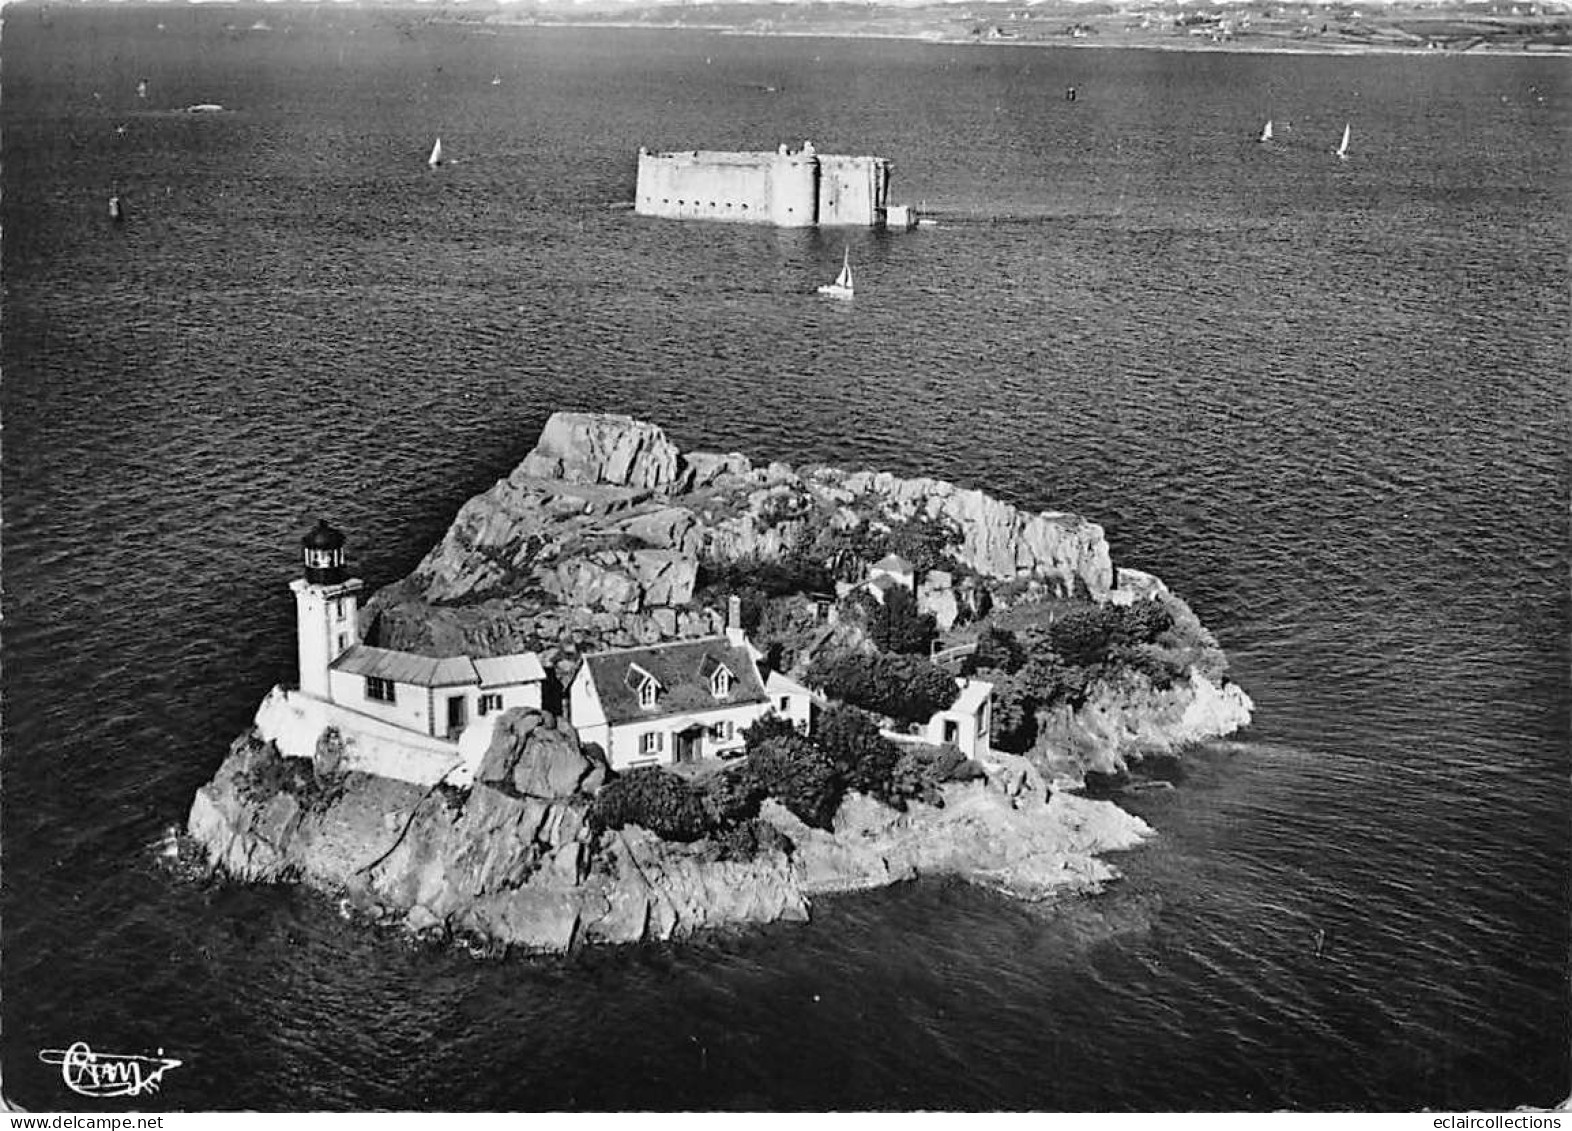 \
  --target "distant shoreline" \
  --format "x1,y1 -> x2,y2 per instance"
467,14 -> 1572,58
